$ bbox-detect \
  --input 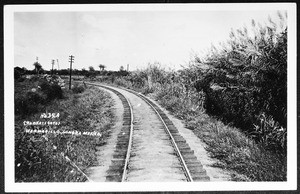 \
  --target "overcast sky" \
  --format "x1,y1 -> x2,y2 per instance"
14,10 -> 281,71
